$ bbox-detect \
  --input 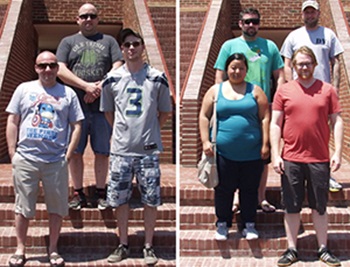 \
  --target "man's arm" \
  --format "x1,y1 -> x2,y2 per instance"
6,114 -> 20,160
330,113 -> 344,172
270,110 -> 284,173
273,68 -> 285,89
66,121 -> 82,161
104,111 -> 114,128
215,69 -> 226,84
57,63 -> 101,98
331,55 -> 341,94
284,57 -> 293,82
